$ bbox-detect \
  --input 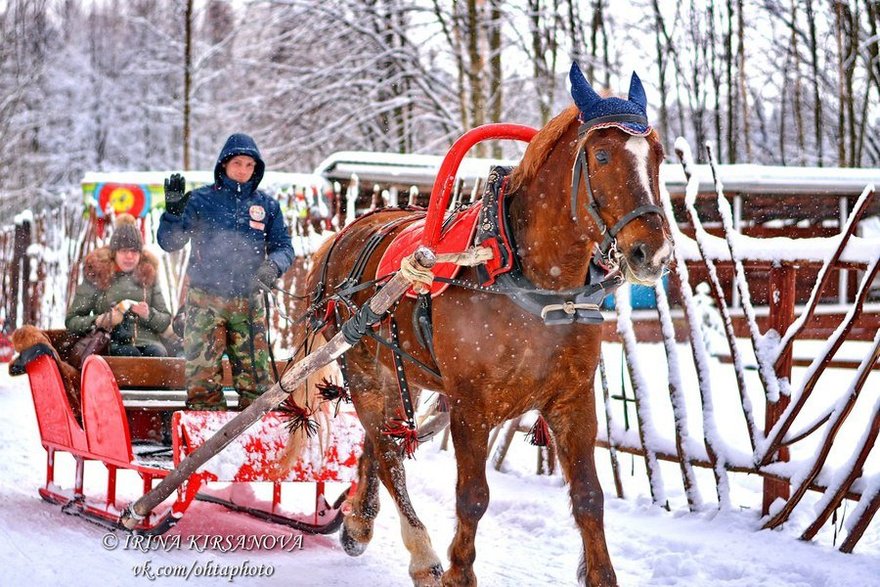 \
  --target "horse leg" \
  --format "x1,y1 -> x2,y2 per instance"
343,371 -> 443,585
372,429 -> 444,586
340,435 -> 381,556
442,412 -> 491,587
544,403 -> 617,587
